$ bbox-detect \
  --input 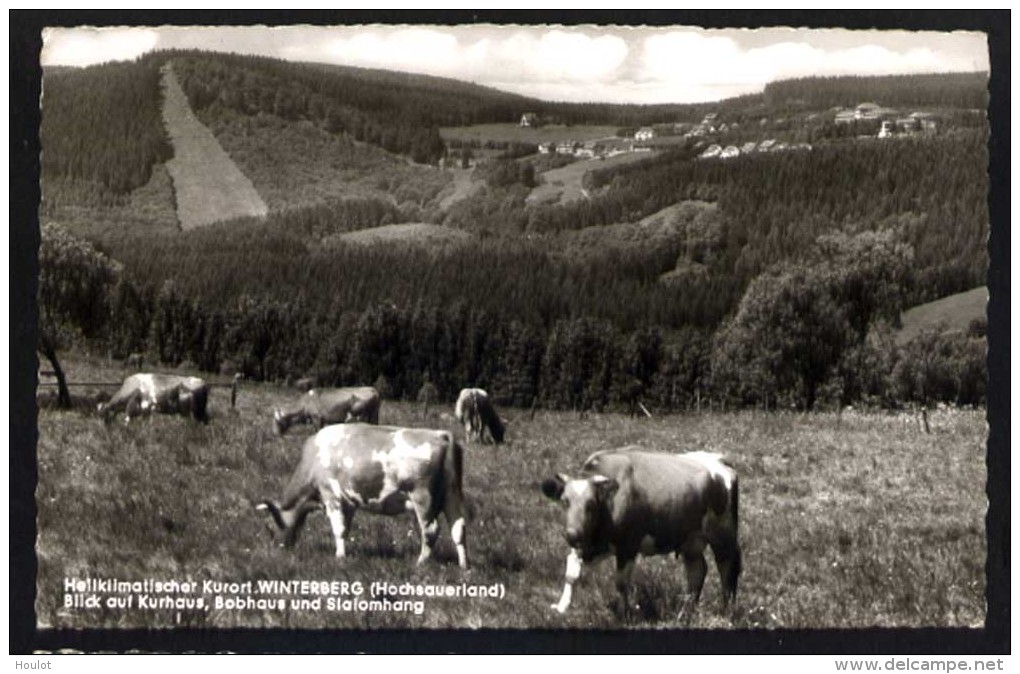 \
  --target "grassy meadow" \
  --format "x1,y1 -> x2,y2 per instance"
898,286 -> 988,345
525,150 -> 661,206
35,356 -> 987,631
